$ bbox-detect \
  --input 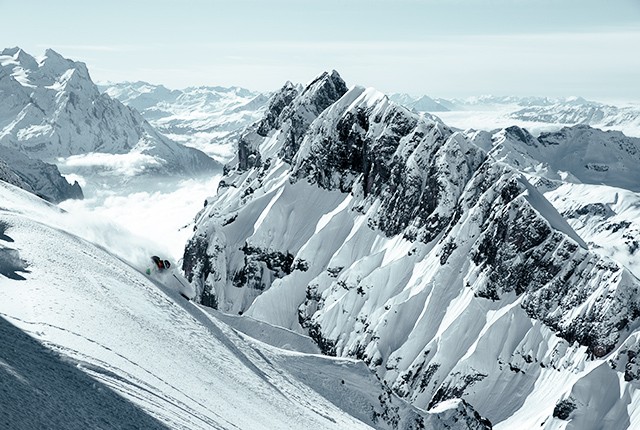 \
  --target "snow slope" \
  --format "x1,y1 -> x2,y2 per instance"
183,71 -> 640,429
100,81 -> 268,163
0,47 -> 218,175
0,181 -> 488,430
